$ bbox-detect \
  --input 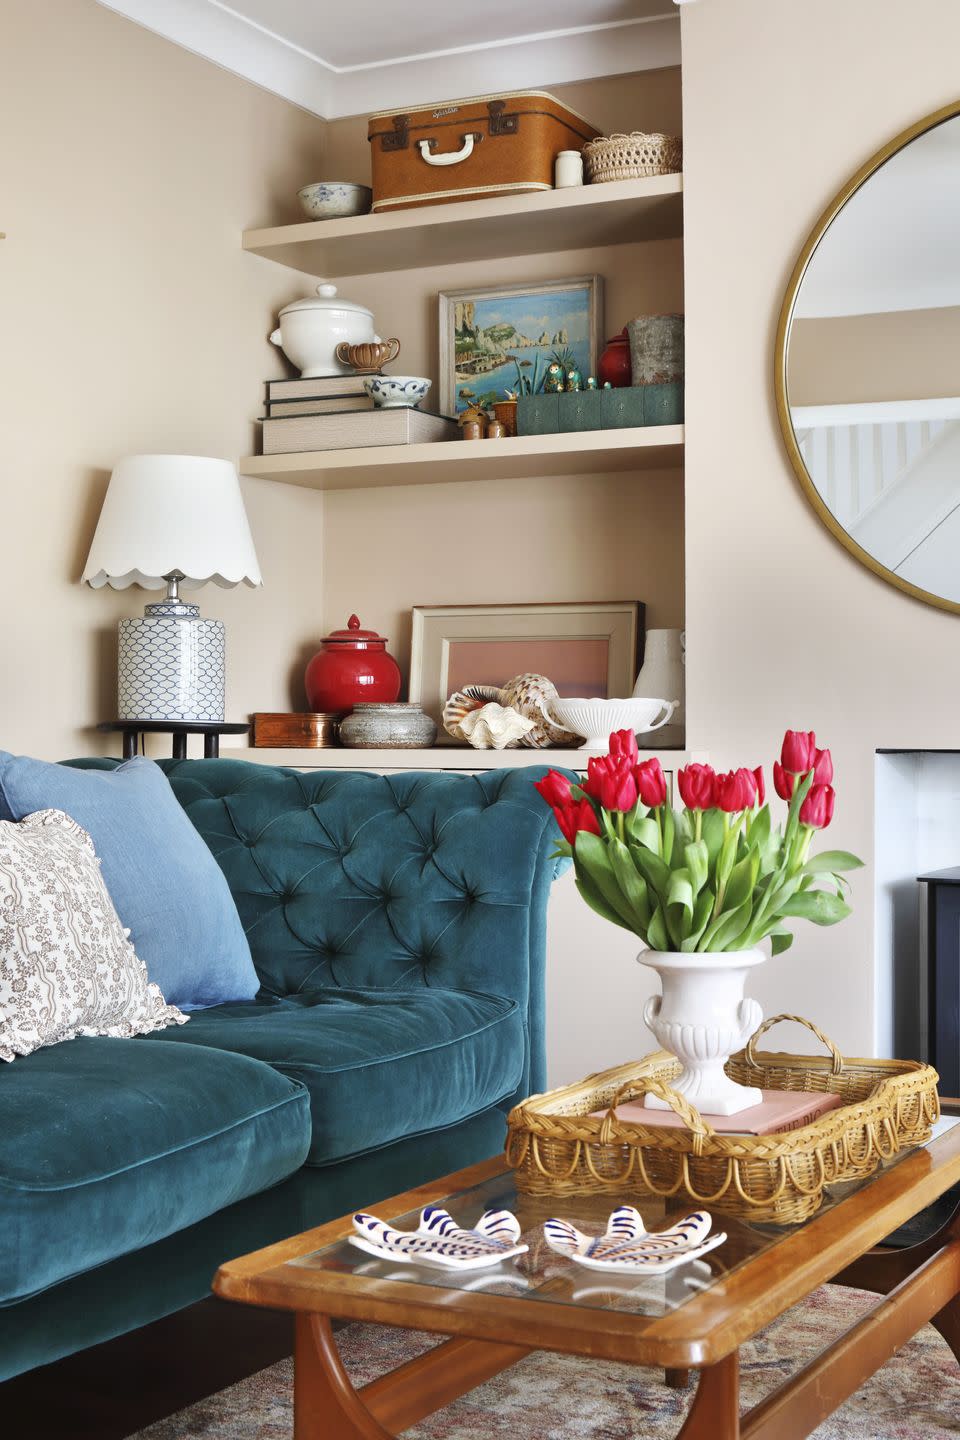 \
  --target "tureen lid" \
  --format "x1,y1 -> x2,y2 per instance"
322,614 -> 388,648
278,283 -> 373,318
